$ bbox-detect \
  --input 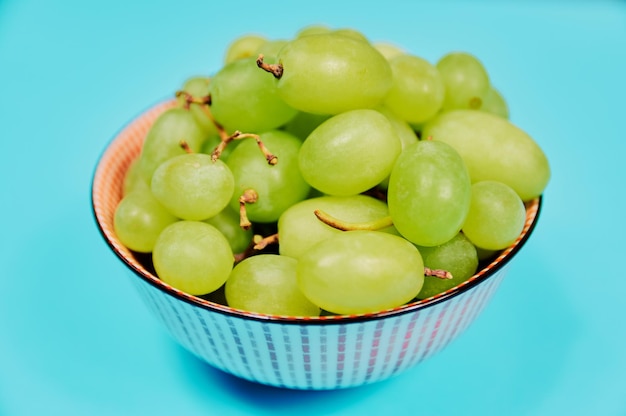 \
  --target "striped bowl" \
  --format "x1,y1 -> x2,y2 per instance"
92,100 -> 542,390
